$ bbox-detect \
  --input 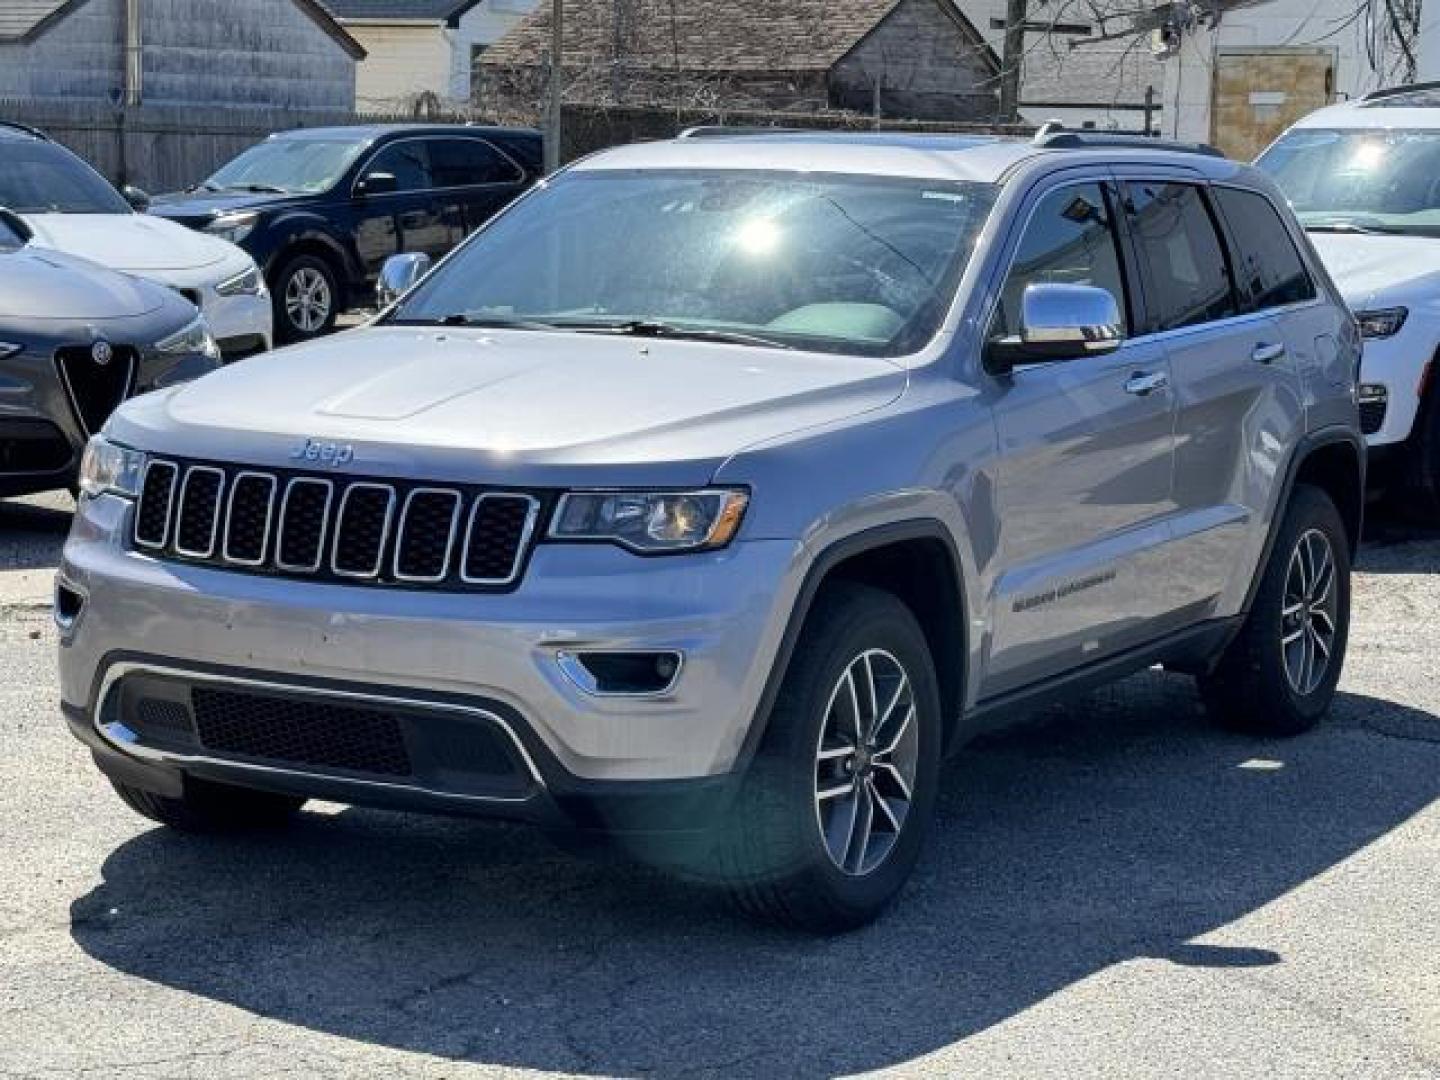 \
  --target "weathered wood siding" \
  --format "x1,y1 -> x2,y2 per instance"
0,0 -> 125,102
0,0 -> 355,110
829,0 -> 997,121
